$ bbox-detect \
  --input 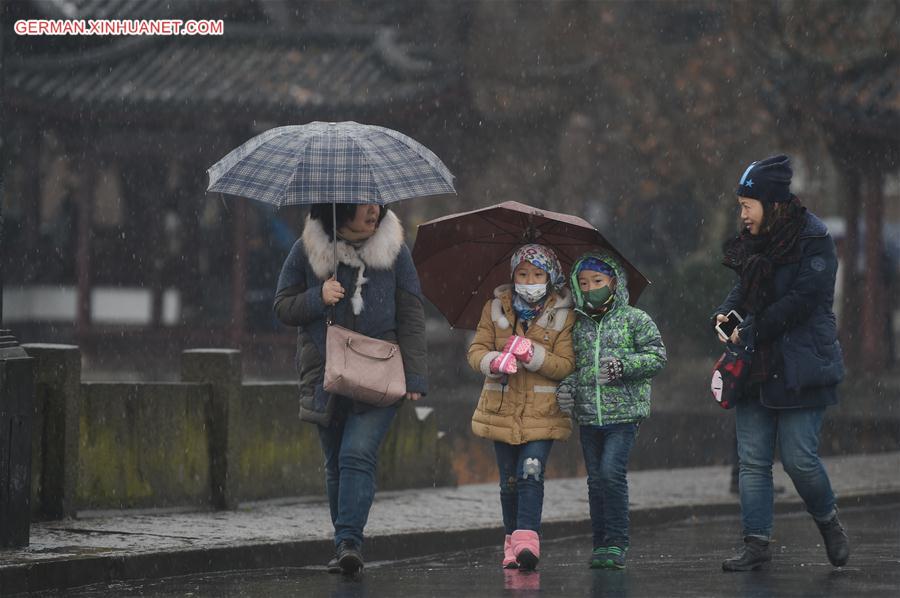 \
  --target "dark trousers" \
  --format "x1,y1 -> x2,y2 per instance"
580,423 -> 638,548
